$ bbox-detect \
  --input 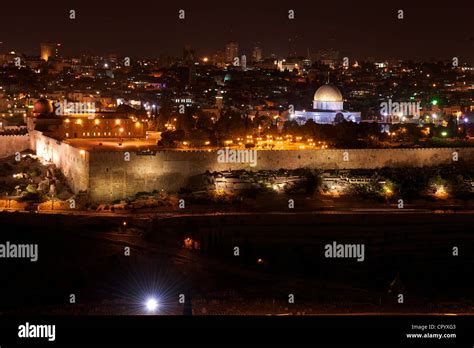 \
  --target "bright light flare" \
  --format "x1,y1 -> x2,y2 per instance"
145,297 -> 159,312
